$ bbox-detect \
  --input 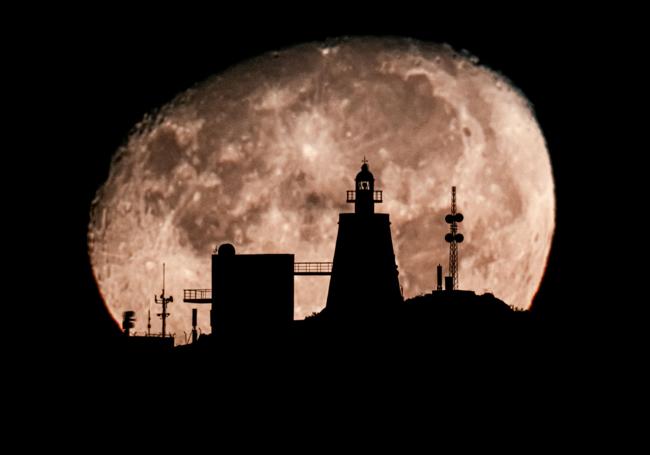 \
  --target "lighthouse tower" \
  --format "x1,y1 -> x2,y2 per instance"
325,159 -> 403,317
